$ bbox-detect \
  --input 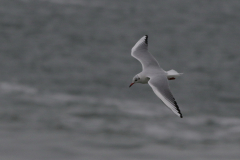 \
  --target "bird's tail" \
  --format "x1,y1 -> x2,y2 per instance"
166,69 -> 183,80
